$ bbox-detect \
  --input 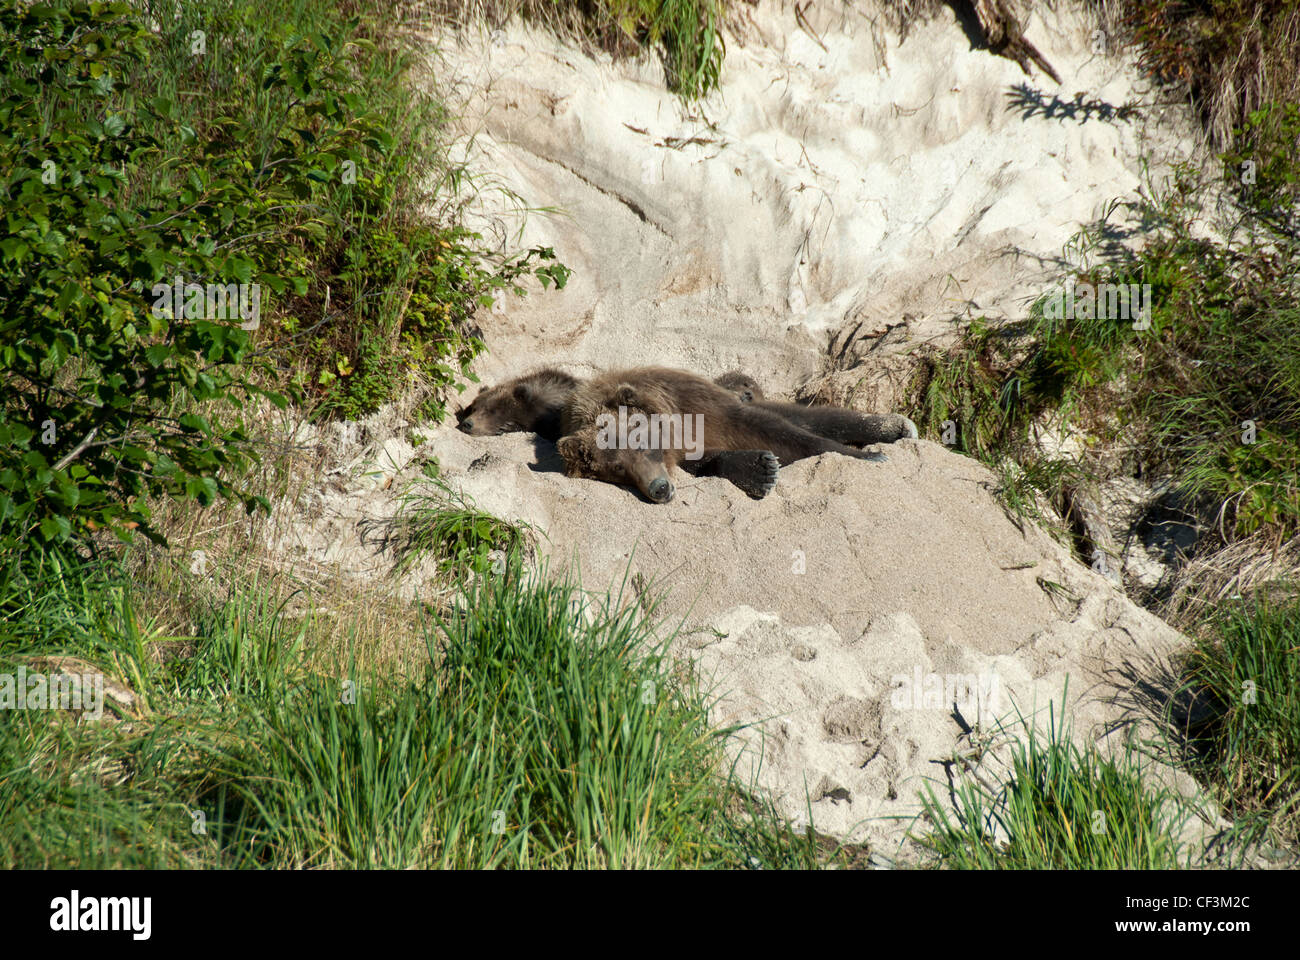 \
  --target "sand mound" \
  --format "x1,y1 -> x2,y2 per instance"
267,416 -> 1212,853
450,430 -> 1209,851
